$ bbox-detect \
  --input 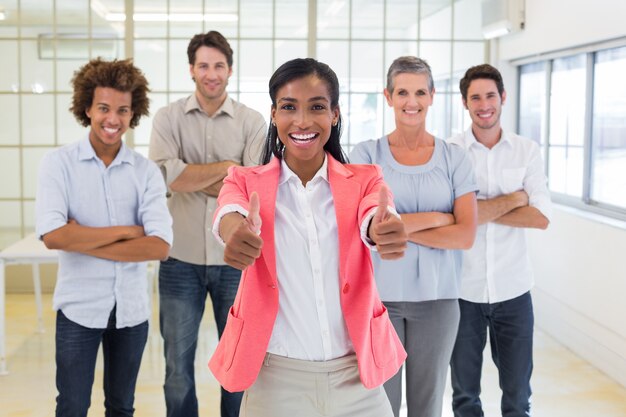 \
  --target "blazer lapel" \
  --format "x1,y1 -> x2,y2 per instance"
248,158 -> 280,286
327,156 -> 360,281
